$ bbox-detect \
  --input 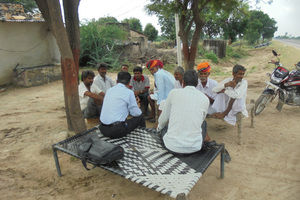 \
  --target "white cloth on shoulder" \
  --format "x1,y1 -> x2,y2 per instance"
212,78 -> 248,125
